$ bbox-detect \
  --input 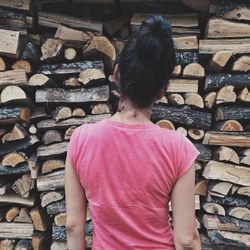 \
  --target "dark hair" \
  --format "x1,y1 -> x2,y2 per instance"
118,15 -> 175,108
